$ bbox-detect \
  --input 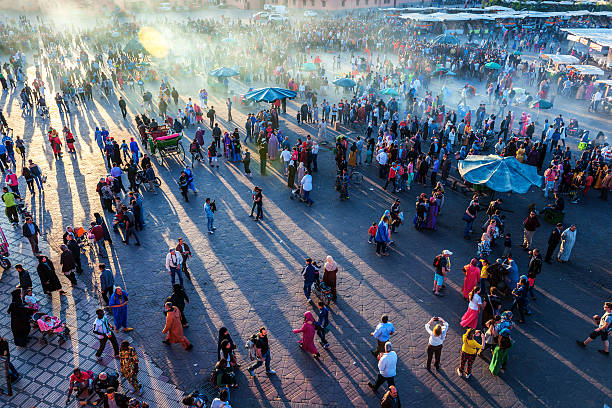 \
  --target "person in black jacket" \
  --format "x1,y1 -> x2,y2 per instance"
22,217 -> 41,255
7,289 -> 34,347
15,264 -> 32,295
544,223 -> 563,263
167,284 -> 190,328
527,249 -> 542,300
102,387 -> 130,408
65,234 -> 83,274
